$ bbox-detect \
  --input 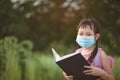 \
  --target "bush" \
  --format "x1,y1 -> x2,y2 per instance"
0,36 -> 21,80
0,36 -> 65,80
